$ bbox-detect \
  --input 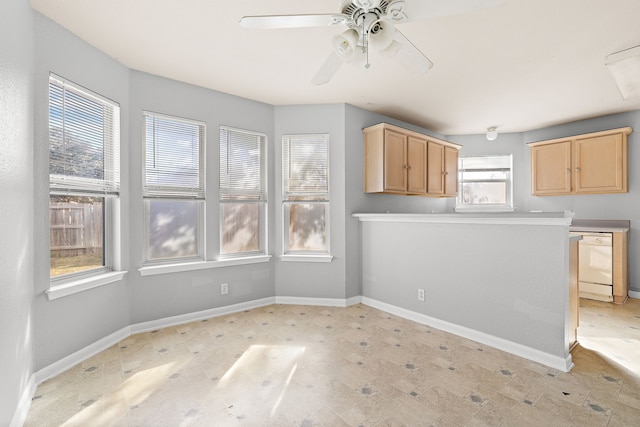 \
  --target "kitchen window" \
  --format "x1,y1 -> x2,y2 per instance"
143,112 -> 205,264
219,126 -> 267,257
456,155 -> 513,212
48,74 -> 120,284
282,134 -> 331,261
